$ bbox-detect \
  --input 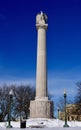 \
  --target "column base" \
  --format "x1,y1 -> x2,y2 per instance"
30,99 -> 54,118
